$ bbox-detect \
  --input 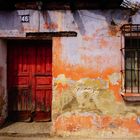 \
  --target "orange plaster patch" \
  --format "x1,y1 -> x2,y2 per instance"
53,38 -> 140,136
106,117 -> 140,135
54,114 -> 140,135
108,26 -> 120,36
101,116 -> 112,128
92,28 -> 101,39
109,83 -> 122,102
99,38 -> 108,48
53,37 -> 120,80
54,114 -> 93,132
56,83 -> 69,96
102,68 -> 120,80
44,22 -> 58,30
82,35 -> 92,41
21,26 -> 38,32
122,117 -> 140,134
53,62 -> 119,81
53,37 -> 63,69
